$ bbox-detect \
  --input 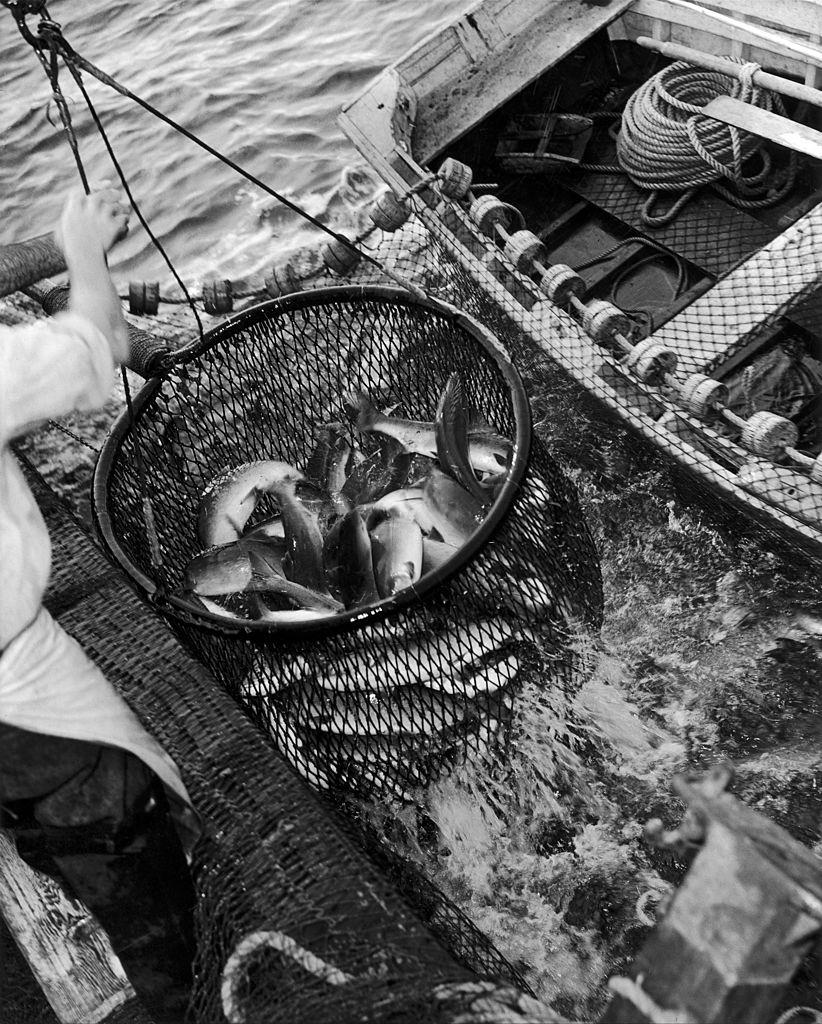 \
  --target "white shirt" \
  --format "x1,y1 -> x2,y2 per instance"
0,311 -> 113,647
0,311 -> 192,812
